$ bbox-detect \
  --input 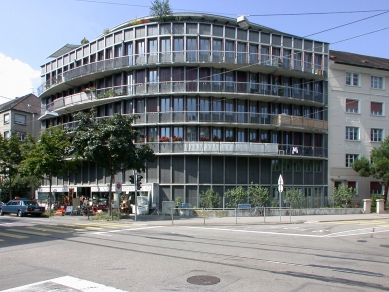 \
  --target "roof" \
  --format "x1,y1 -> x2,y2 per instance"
330,50 -> 389,71
0,93 -> 40,114
47,43 -> 79,59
